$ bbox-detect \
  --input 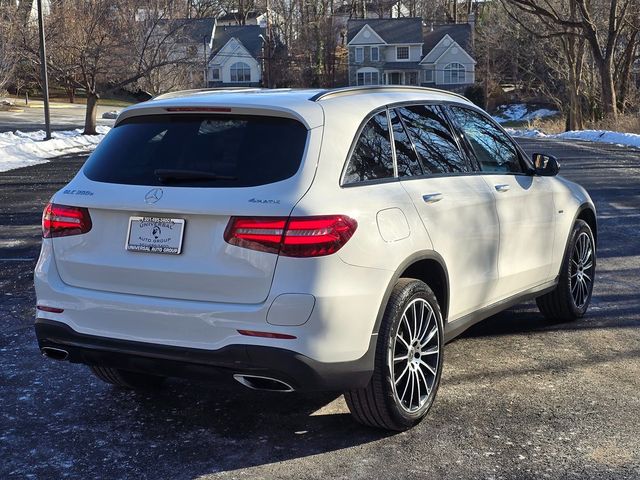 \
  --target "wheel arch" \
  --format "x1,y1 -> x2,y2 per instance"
372,251 -> 450,335
556,202 -> 598,280
576,203 -> 597,247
